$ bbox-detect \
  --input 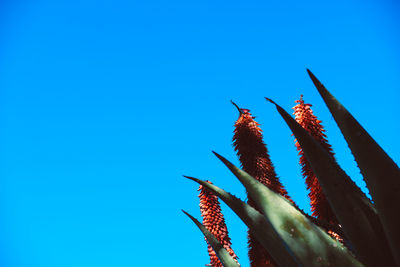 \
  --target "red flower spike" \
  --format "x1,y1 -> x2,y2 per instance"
232,101 -> 292,267
198,181 -> 239,267
292,95 -> 339,225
